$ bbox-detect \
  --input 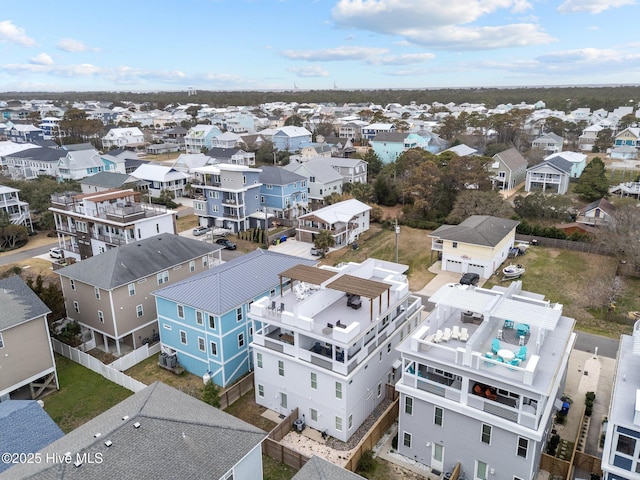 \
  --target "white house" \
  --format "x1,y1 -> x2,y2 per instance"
297,198 -> 371,246
131,163 -> 190,198
101,127 -> 145,149
250,258 -> 423,442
